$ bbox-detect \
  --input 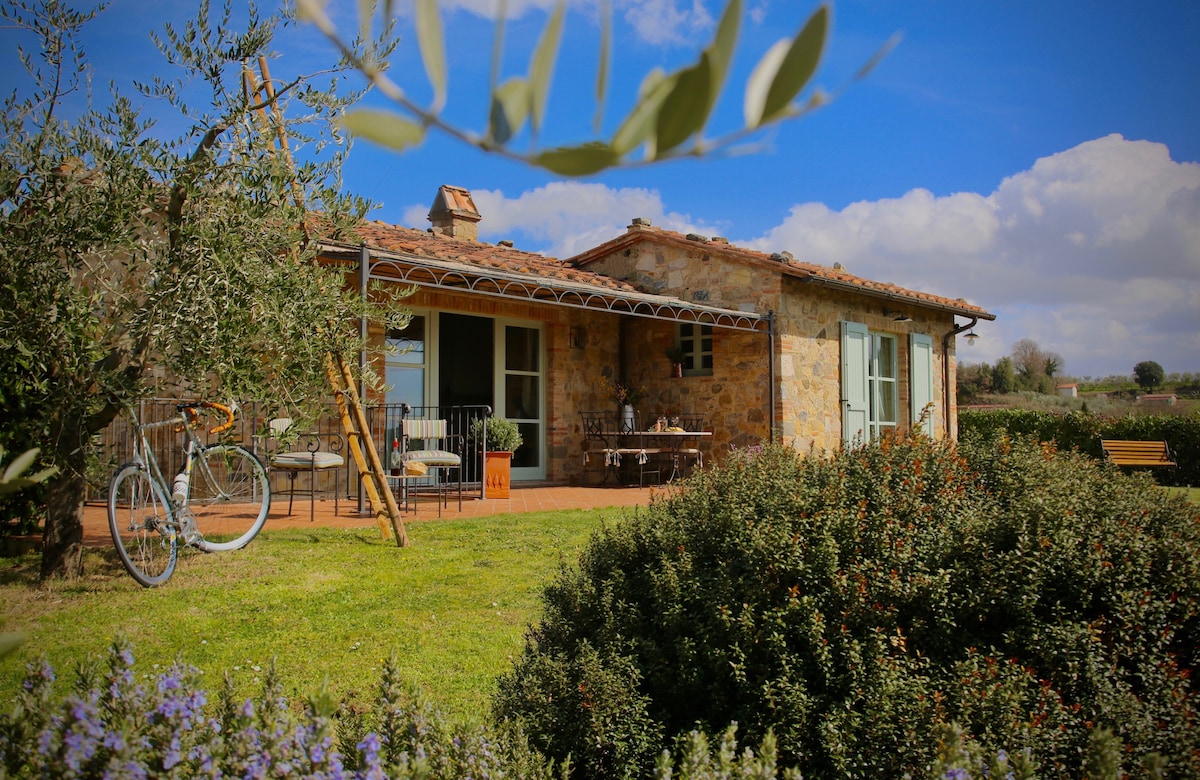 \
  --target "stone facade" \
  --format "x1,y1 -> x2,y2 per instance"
345,198 -> 990,487
579,229 -> 960,454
